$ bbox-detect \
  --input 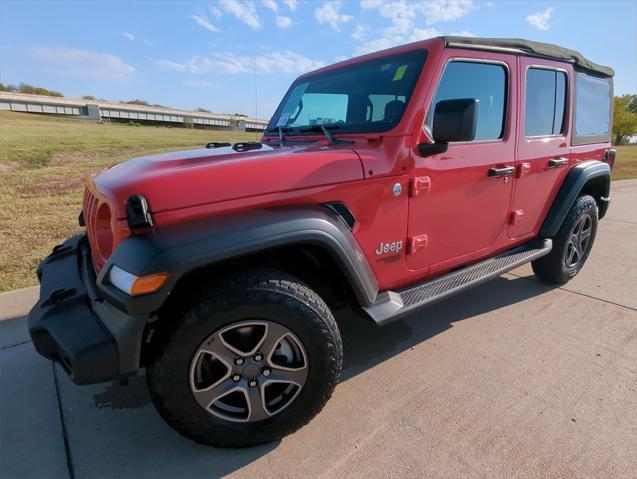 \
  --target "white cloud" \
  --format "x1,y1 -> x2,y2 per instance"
121,32 -> 135,41
184,79 -> 217,87
409,27 -> 442,42
485,1 -> 495,7
355,0 -> 474,54
262,0 -> 278,11
143,39 -> 154,46
219,0 -> 262,29
355,27 -> 440,55
351,24 -> 367,41
156,50 -> 324,74
419,0 -> 475,25
282,0 -> 297,10
526,7 -> 554,31
191,14 -> 220,32
314,1 -> 353,30
276,15 -> 293,28
32,46 -> 135,80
